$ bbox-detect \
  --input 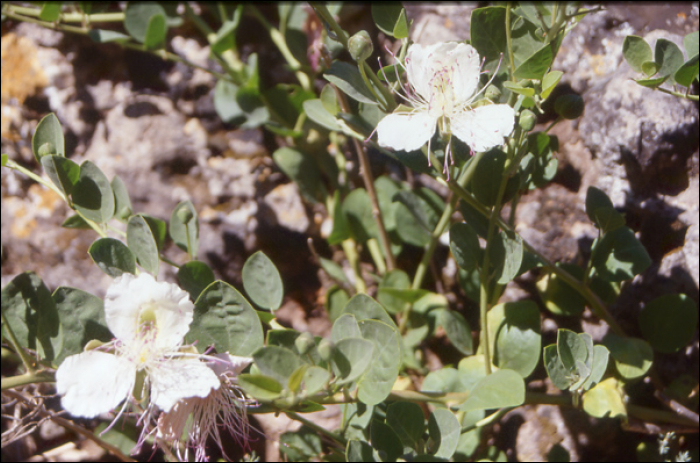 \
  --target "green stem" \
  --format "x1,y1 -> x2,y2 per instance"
342,238 -> 366,294
0,310 -> 39,376
247,5 -> 312,92
5,4 -> 124,22
505,3 -> 516,83
656,86 -> 699,101
1,371 -> 55,390
286,411 -> 348,447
